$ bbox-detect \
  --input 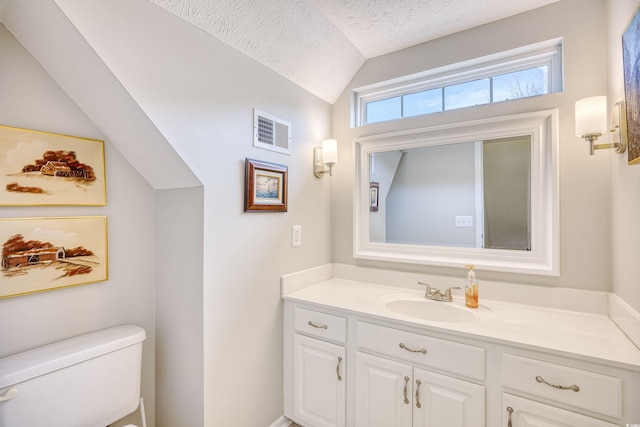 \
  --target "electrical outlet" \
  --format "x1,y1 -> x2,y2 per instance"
292,225 -> 302,247
455,216 -> 473,227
